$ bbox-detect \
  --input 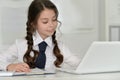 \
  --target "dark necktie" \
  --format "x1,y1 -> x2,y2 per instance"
35,41 -> 47,69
